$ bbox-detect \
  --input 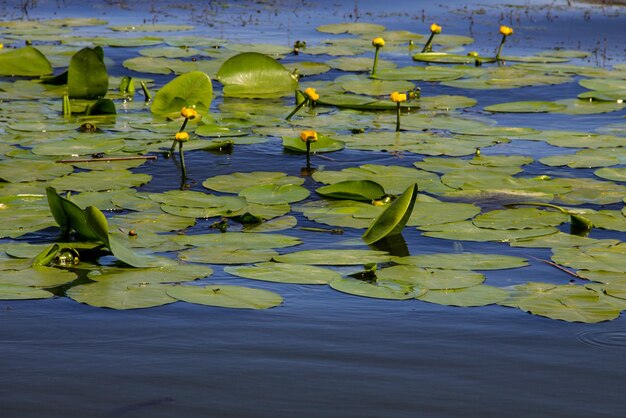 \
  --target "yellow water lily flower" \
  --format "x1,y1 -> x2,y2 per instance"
372,37 -> 385,48
500,25 -> 514,36
0,43 -> 3,49
181,106 -> 198,119
390,92 -> 407,103
175,131 -> 190,142
300,130 -> 318,142
430,23 -> 442,34
304,87 -> 319,101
